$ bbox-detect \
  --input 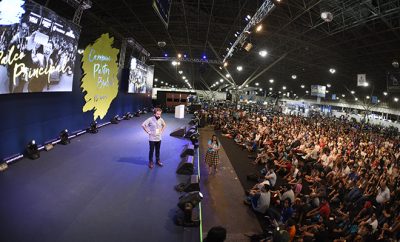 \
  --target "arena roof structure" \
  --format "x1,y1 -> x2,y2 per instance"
38,0 -> 400,106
